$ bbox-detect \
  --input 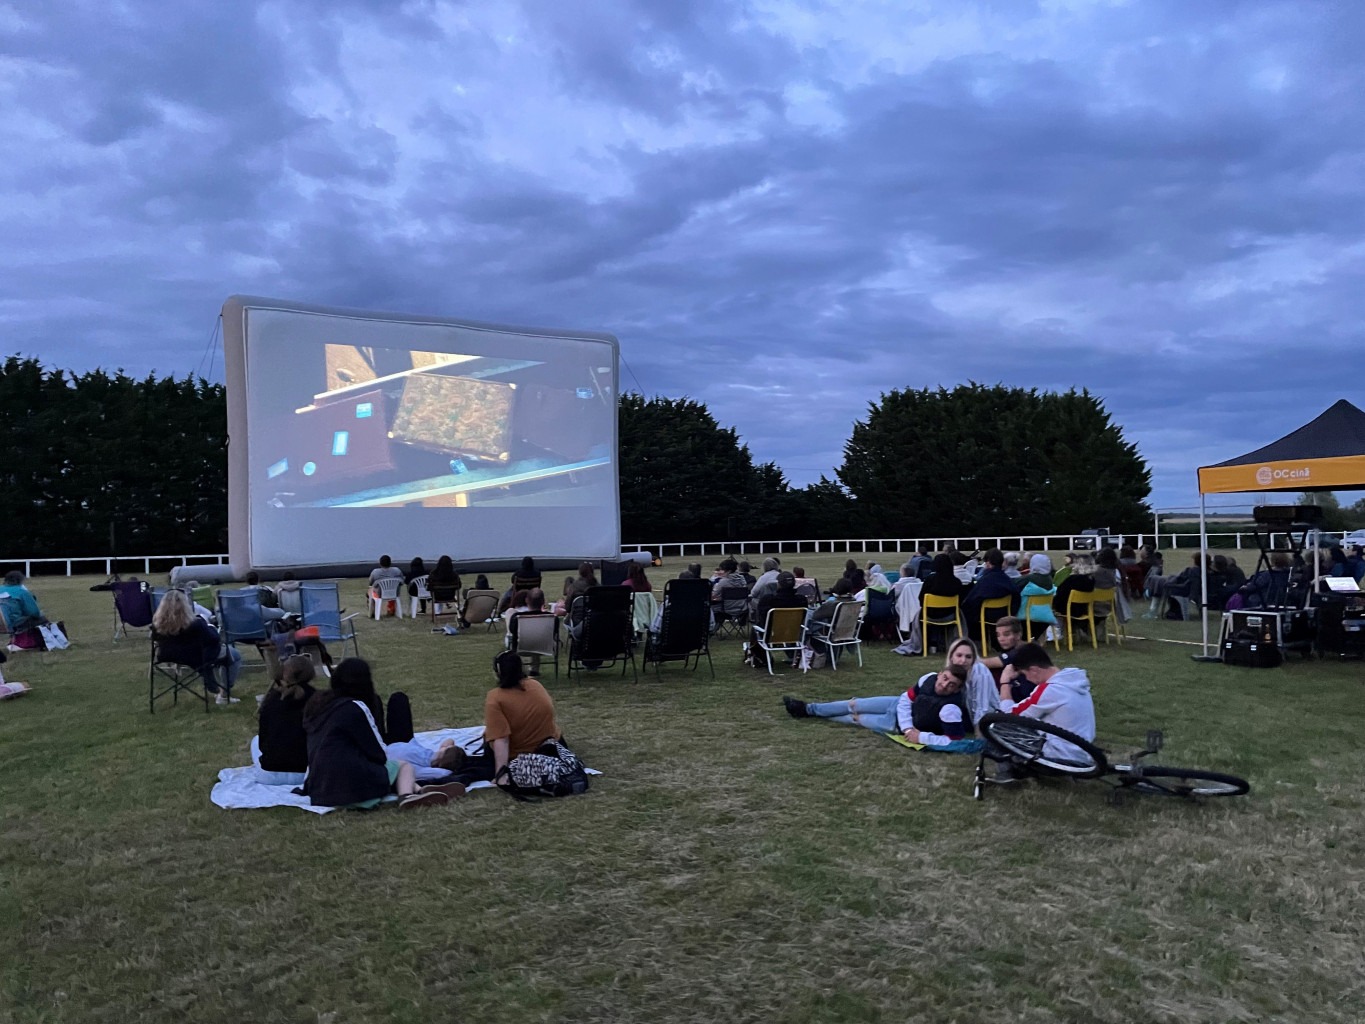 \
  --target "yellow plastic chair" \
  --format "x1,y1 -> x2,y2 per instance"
1065,587 -> 1123,650
1019,592 -> 1056,649
978,595 -> 1013,652
919,594 -> 962,655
